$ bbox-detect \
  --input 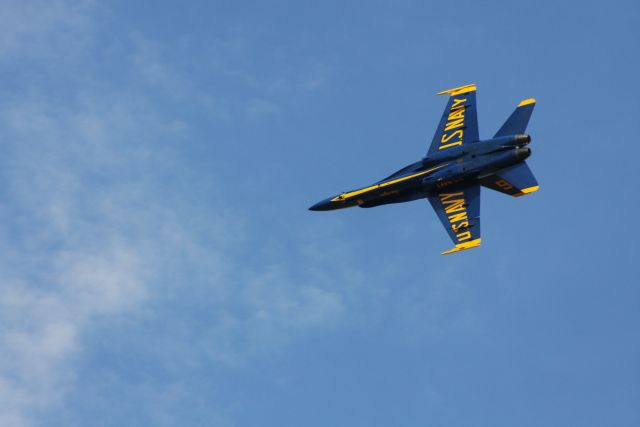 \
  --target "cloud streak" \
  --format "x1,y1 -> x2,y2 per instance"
0,3 -> 355,425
